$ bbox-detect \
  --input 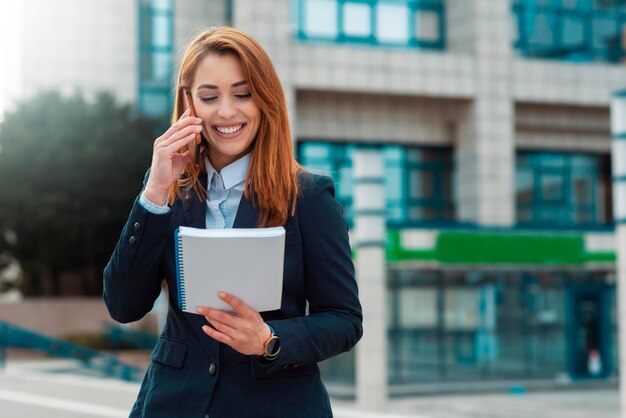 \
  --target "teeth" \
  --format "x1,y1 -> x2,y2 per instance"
216,125 -> 243,134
